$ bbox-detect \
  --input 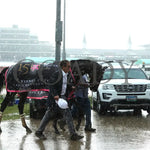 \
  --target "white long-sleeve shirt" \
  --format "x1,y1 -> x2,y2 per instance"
61,70 -> 68,96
